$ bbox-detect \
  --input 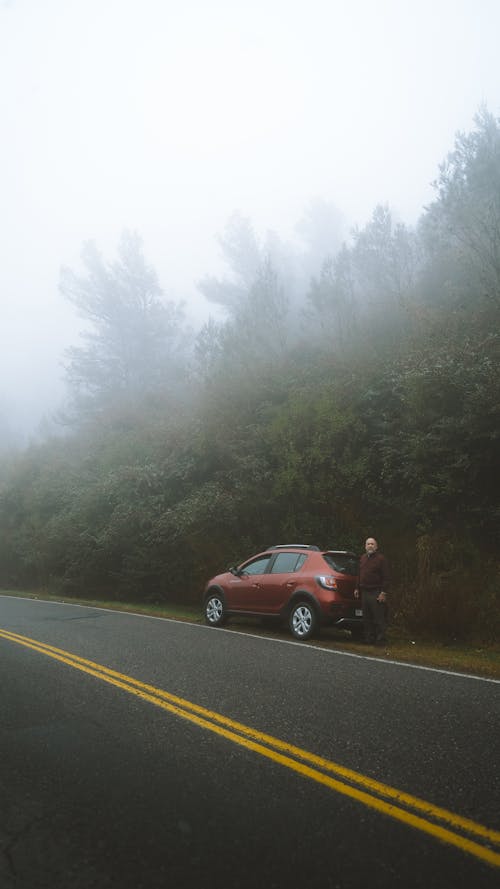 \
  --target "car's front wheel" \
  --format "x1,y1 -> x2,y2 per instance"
289,601 -> 317,641
204,592 -> 227,627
